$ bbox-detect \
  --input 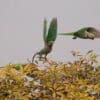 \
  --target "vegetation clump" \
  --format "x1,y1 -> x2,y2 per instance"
0,51 -> 100,100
